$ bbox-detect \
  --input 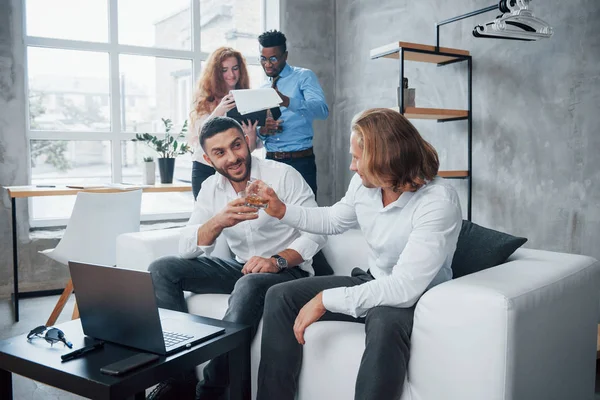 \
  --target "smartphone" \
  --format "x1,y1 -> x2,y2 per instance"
100,353 -> 159,376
